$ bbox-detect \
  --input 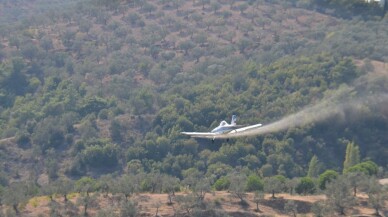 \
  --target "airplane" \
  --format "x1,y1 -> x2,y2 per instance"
181,115 -> 262,142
